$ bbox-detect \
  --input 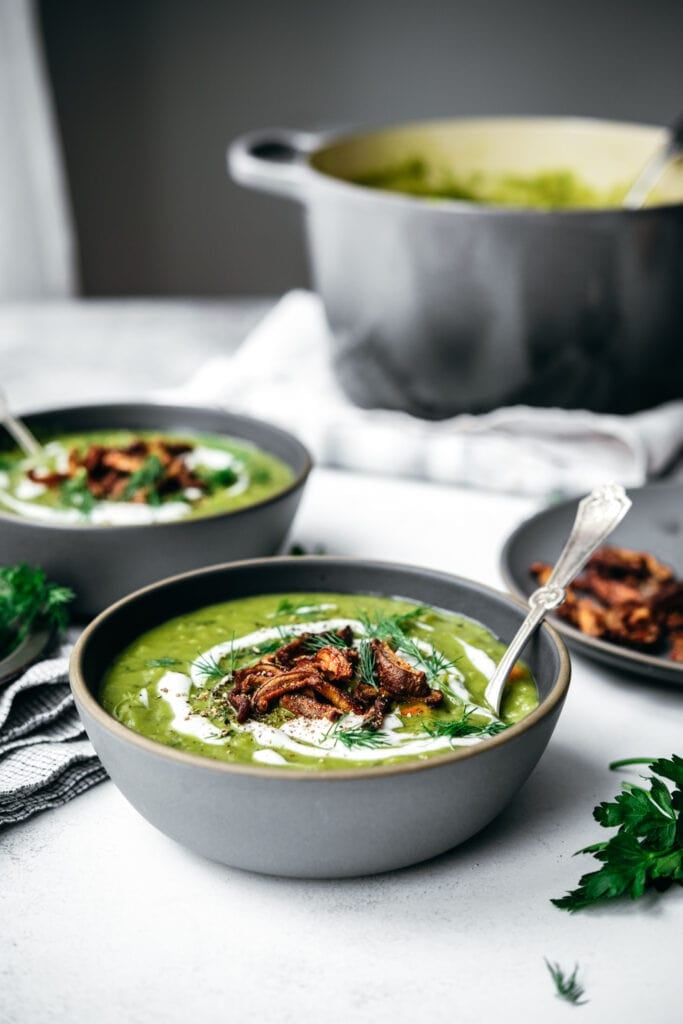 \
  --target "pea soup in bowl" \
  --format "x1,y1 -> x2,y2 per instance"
70,557 -> 570,877
0,404 -> 311,616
